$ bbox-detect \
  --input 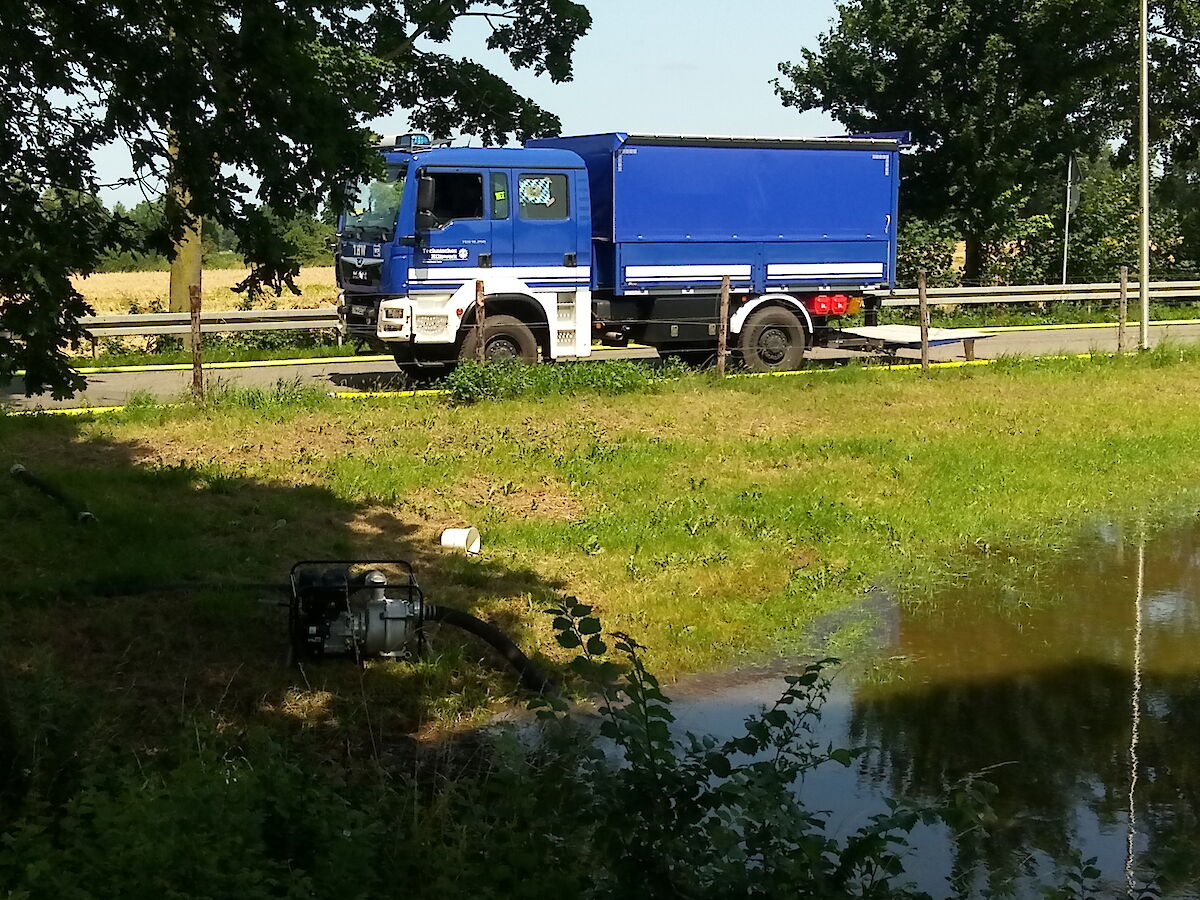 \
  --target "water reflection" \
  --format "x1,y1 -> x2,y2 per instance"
676,519 -> 1200,897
